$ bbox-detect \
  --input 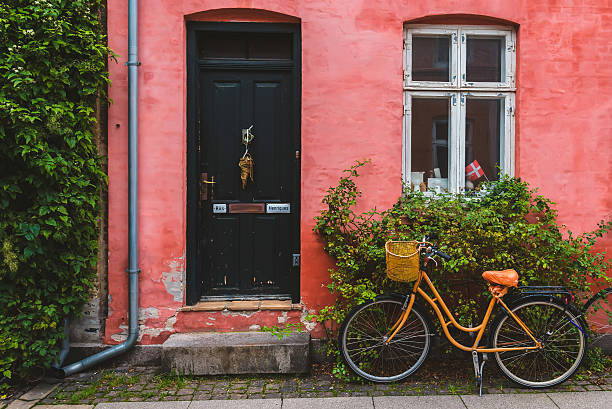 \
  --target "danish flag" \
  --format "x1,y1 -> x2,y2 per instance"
465,160 -> 485,181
